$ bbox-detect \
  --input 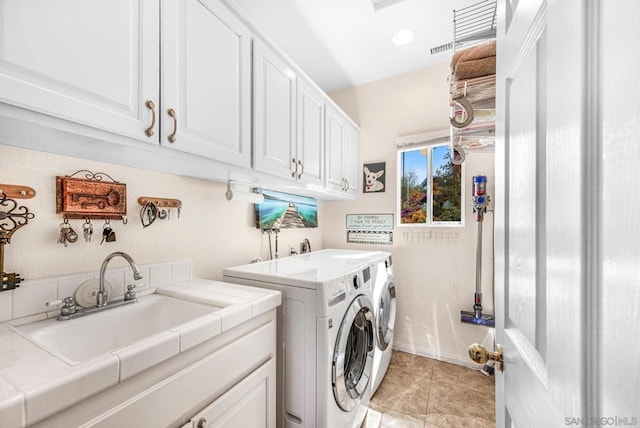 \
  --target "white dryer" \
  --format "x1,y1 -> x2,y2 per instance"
223,255 -> 375,428
305,250 -> 396,396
